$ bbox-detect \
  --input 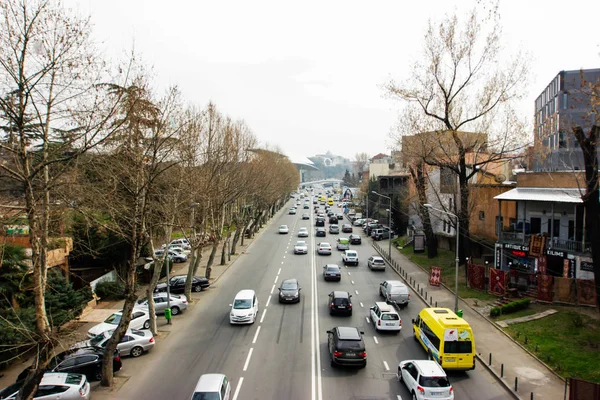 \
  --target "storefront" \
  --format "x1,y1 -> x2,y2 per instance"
495,242 -> 577,278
